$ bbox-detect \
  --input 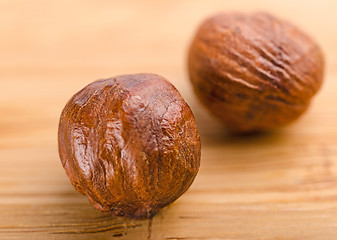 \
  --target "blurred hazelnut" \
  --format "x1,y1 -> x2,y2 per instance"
188,12 -> 324,133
